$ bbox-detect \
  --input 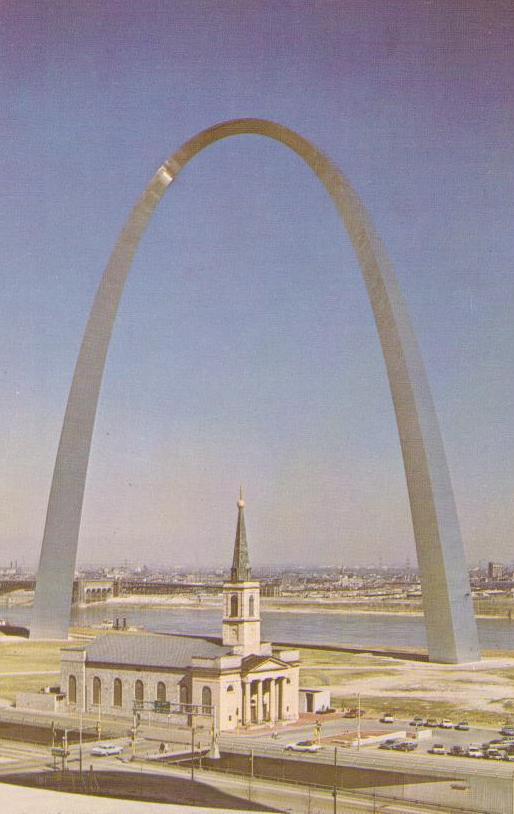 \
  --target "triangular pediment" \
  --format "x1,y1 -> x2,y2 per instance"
242,655 -> 290,674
